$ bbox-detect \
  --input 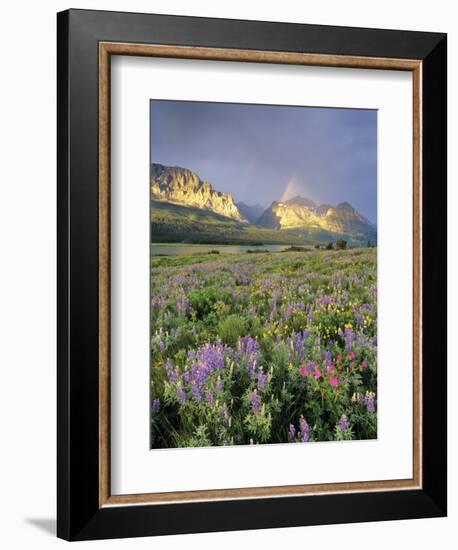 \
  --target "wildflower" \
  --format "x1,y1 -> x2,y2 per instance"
257,369 -> 267,391
176,385 -> 187,404
151,398 -> 160,414
330,377 -> 339,388
250,390 -> 261,413
349,351 -> 356,360
205,389 -> 215,406
299,415 -> 311,442
361,361 -> 368,369
289,423 -> 296,442
215,377 -> 223,393
299,366 -> 308,377
338,415 -> 349,431
343,328 -> 354,353
176,295 -> 189,314
165,358 -> 180,383
198,340 -> 225,372
291,330 -> 310,356
191,383 -> 202,402
364,391 -> 376,412
326,363 -> 335,374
